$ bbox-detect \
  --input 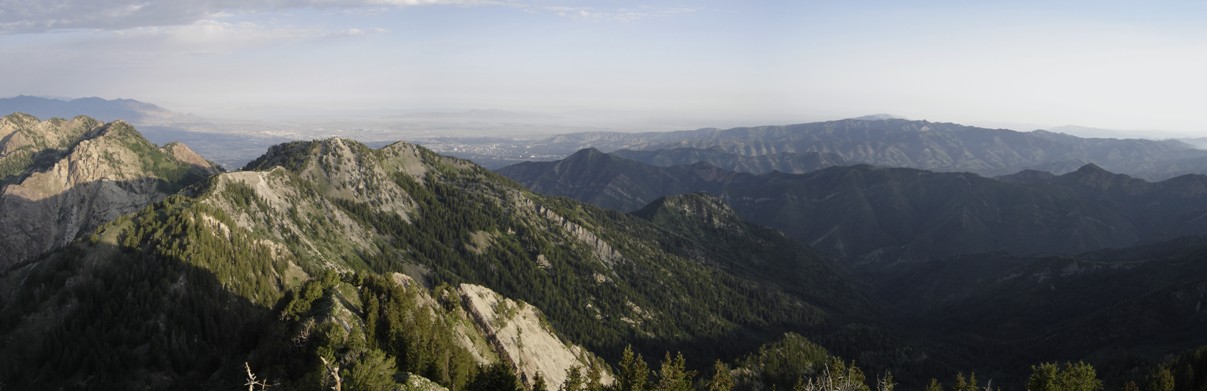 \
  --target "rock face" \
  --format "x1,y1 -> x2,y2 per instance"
460,284 -> 612,389
0,114 -> 217,267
